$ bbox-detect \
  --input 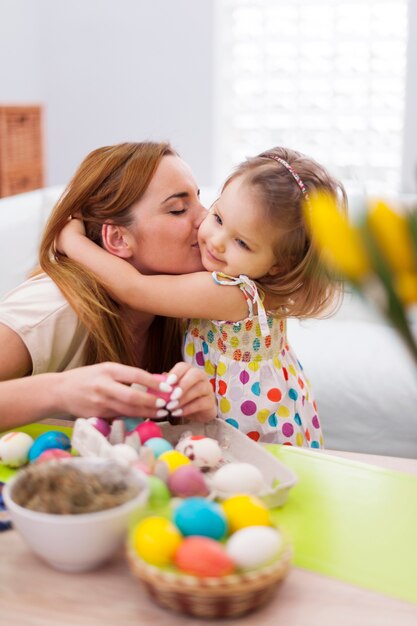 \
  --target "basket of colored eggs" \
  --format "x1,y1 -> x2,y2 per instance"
127,494 -> 291,618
